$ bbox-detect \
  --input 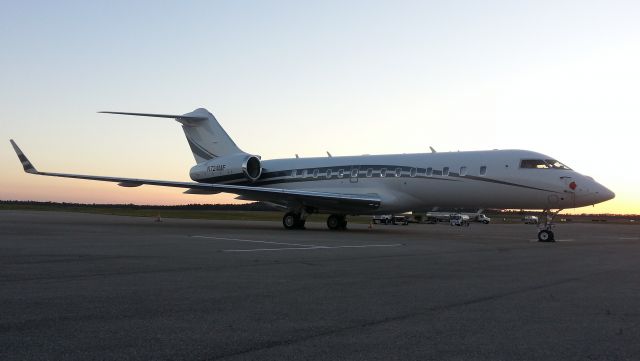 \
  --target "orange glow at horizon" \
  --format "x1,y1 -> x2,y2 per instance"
2,173 -> 637,215
1,177 -> 248,206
